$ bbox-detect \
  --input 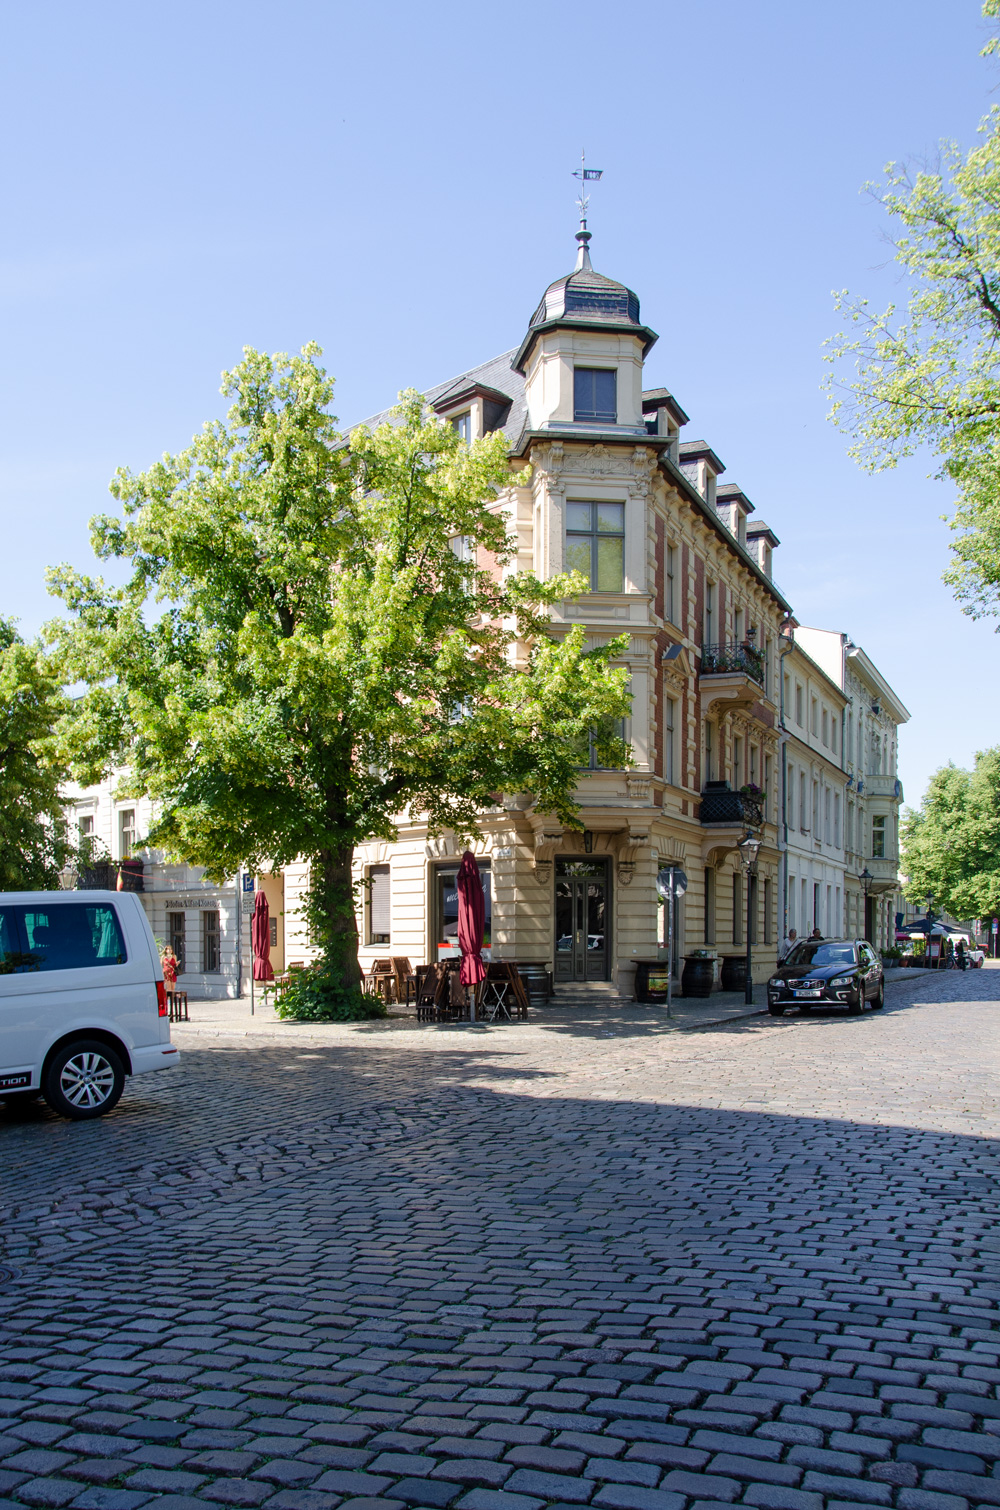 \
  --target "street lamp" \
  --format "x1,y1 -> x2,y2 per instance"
858,866 -> 874,944
737,830 -> 761,1004
655,866 -> 688,1018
